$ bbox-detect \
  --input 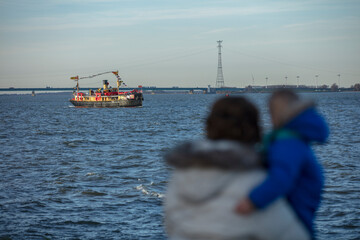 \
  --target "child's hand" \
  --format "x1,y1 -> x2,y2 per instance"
235,197 -> 255,215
